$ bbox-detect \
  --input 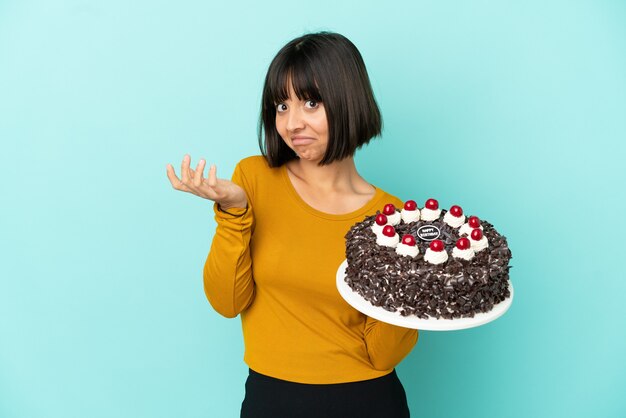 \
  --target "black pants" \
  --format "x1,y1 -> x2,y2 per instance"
240,368 -> 410,418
